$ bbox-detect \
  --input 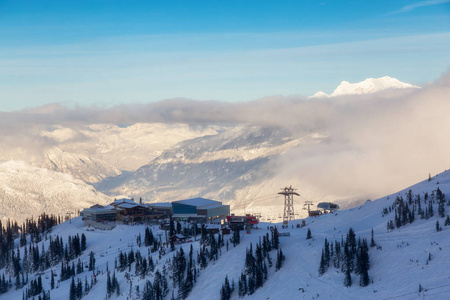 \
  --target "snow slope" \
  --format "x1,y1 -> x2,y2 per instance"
0,160 -> 111,223
40,147 -> 122,184
309,76 -> 419,98
43,123 -> 222,172
98,125 -> 325,209
2,168 -> 449,300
